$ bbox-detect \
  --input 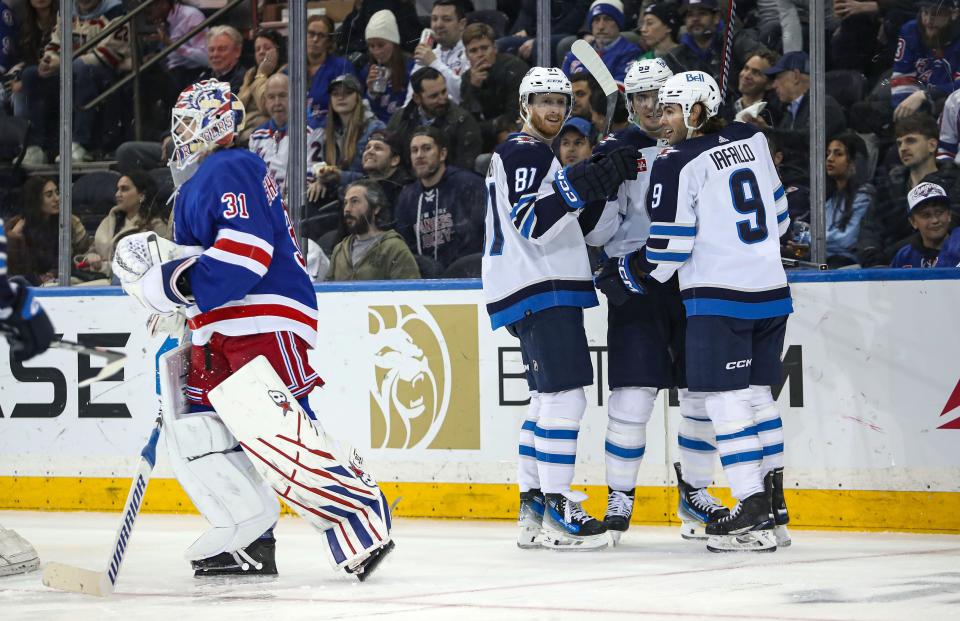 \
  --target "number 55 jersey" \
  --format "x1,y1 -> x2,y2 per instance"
641,122 -> 792,319
172,148 -> 319,346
